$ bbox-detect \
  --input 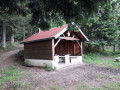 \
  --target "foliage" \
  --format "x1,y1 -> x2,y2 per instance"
0,45 -> 4,50
0,42 -> 20,50
81,1 -> 120,52
28,0 -> 112,29
12,41 -> 20,46
17,49 -> 24,61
